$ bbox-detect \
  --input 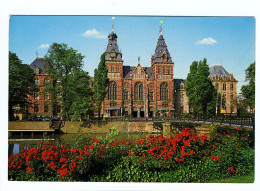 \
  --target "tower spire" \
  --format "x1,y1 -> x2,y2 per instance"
112,17 -> 115,32
160,19 -> 163,35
